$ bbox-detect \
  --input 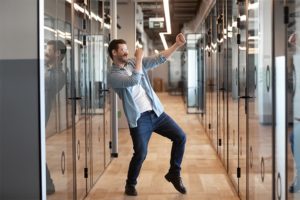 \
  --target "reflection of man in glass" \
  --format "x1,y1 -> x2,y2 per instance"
289,125 -> 300,193
288,32 -> 300,193
44,40 -> 66,195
